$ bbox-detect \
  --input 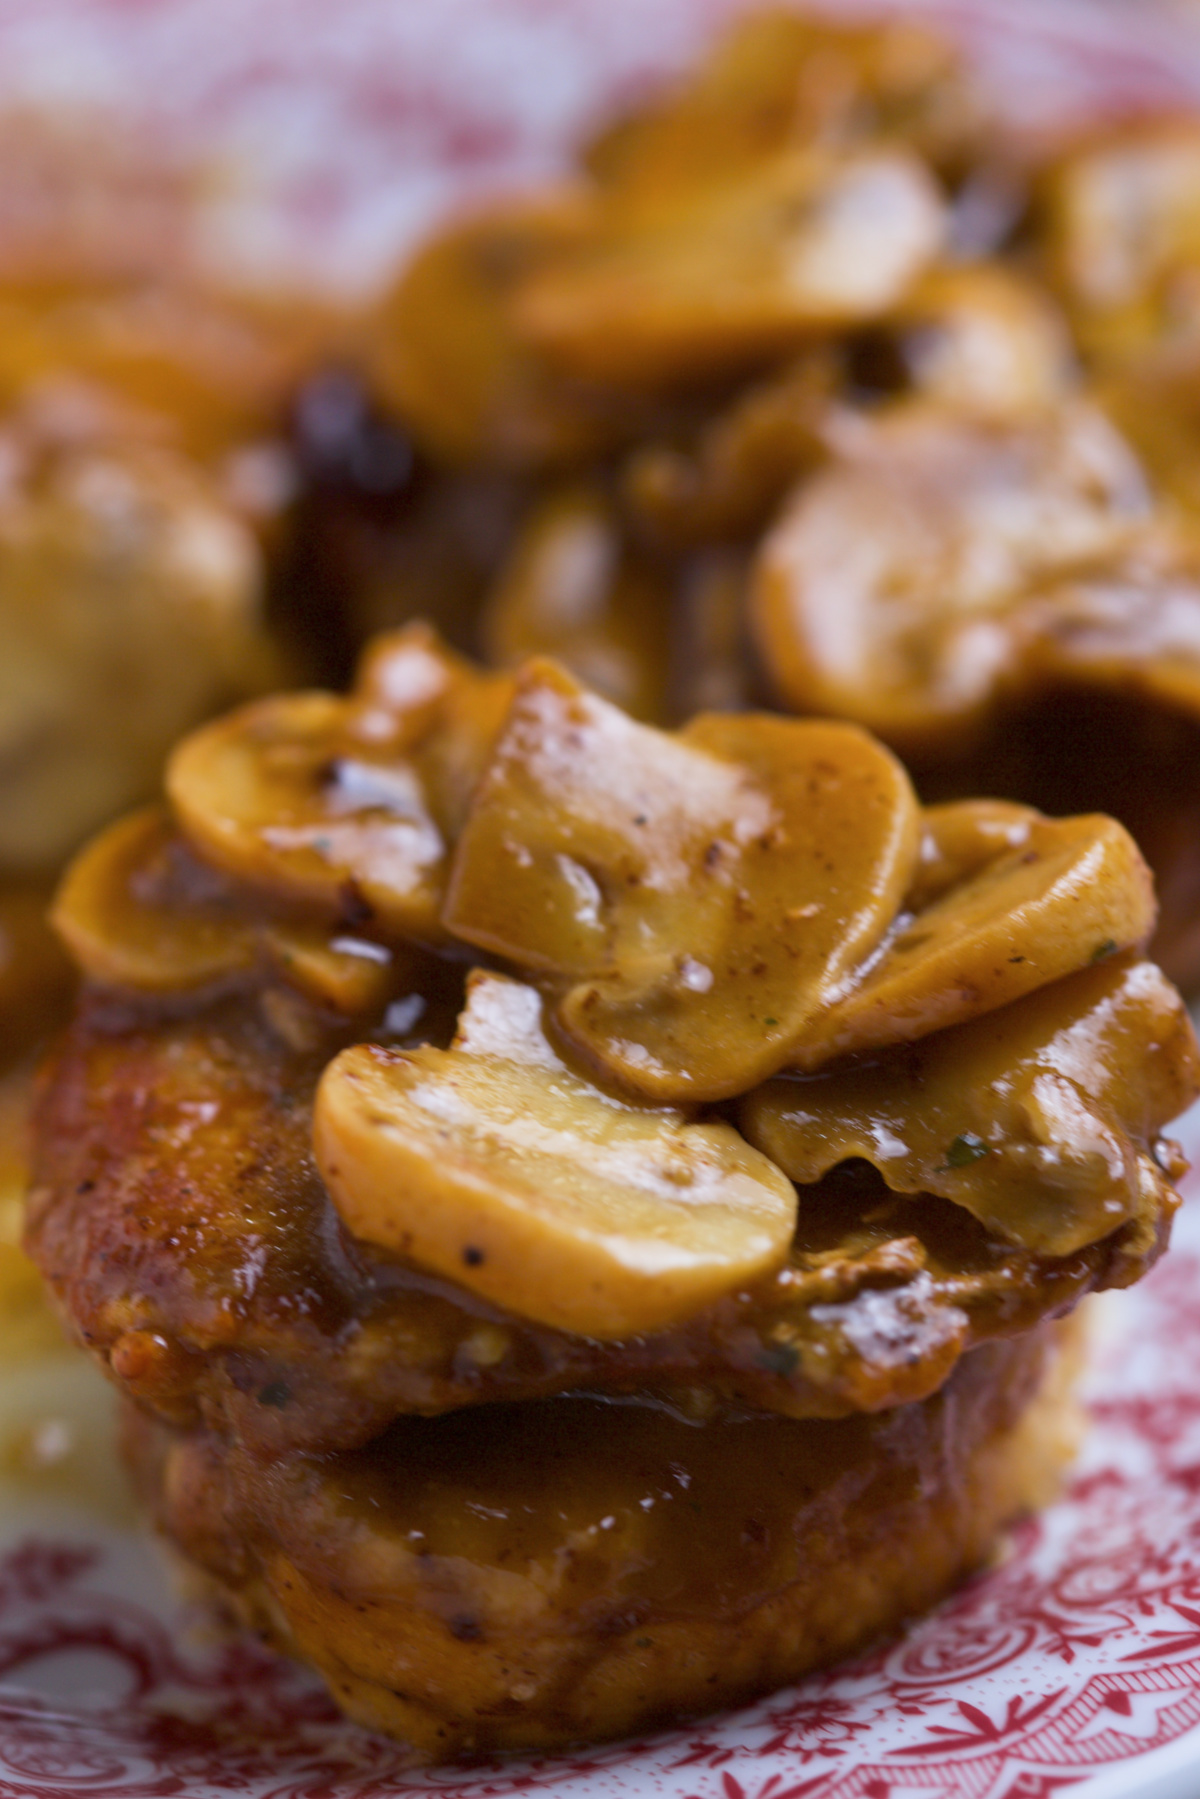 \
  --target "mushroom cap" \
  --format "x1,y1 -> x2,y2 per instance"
444,659 -> 920,1101
314,970 -> 797,1338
